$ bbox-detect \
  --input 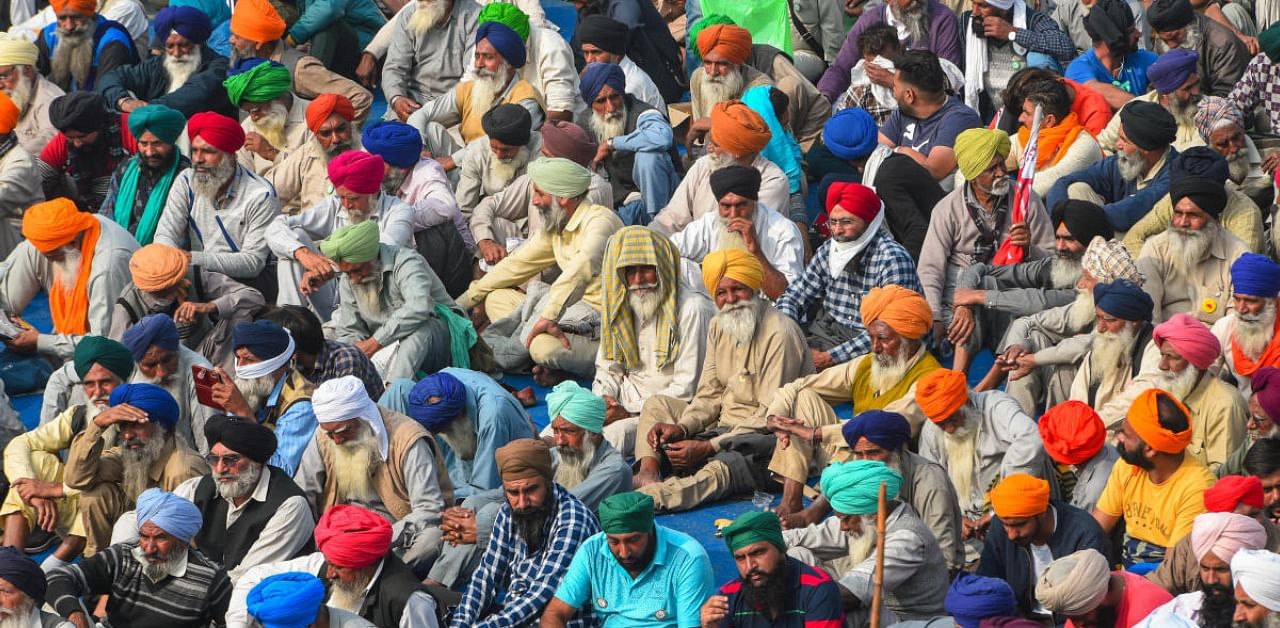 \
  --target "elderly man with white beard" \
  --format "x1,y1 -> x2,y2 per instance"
471,3 -> 581,124
1096,50 -> 1206,154
0,548 -> 73,627
1213,253 -> 1280,397
0,90 -> 46,262
453,104 -> 542,219
33,0 -> 138,92
361,119 -> 474,250
1068,279 -> 1160,409
378,0 -> 480,122
118,315 -> 216,451
224,59 -> 312,178
0,34 -> 63,155
1220,368 -> 1280,477
270,94 -> 358,214
1195,97 -> 1276,215
684,24 -> 770,148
